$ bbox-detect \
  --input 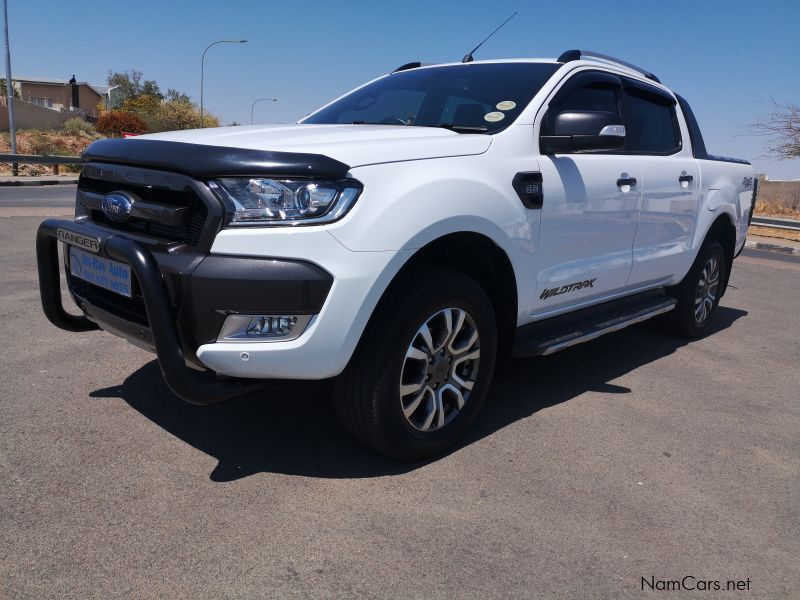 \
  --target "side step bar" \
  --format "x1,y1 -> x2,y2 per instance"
513,291 -> 676,357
